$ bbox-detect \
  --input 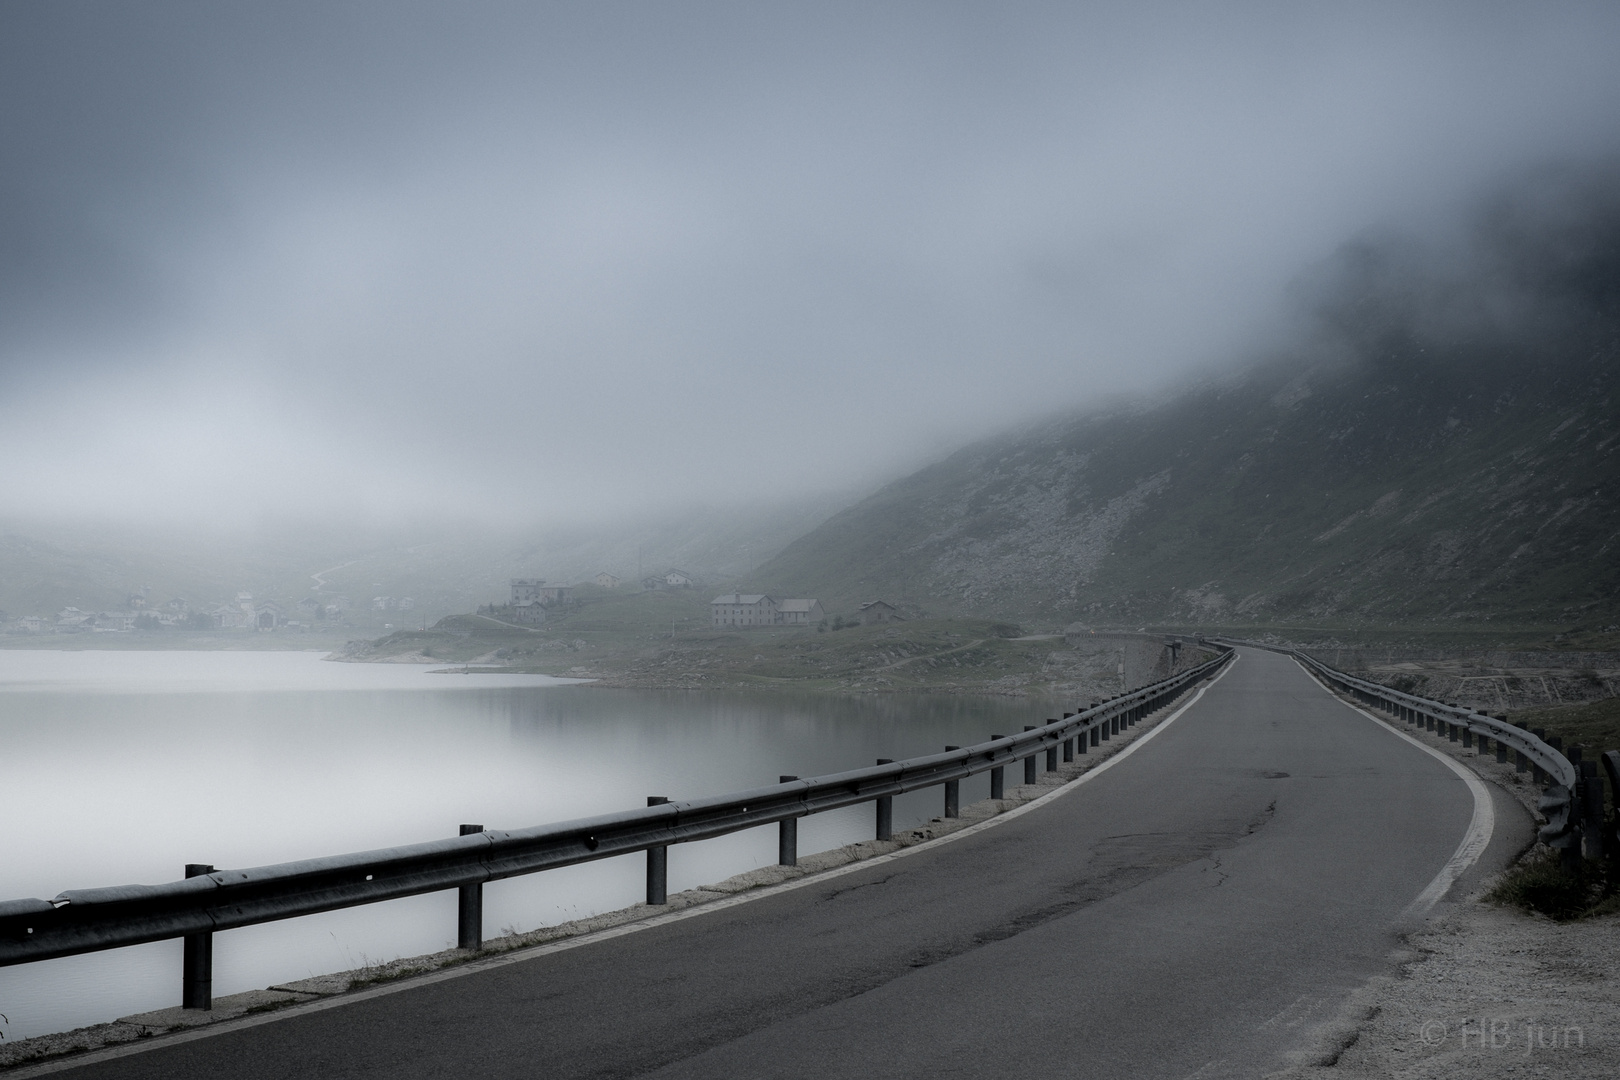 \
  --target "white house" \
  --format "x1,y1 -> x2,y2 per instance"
595,572 -> 622,588
511,579 -> 572,606
710,594 -> 778,628
664,569 -> 693,588
511,602 -> 547,625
